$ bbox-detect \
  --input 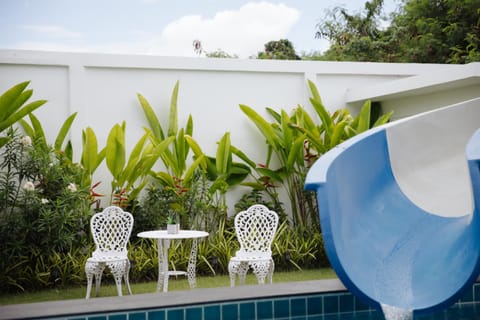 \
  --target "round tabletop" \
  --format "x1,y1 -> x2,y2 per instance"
137,230 -> 209,240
